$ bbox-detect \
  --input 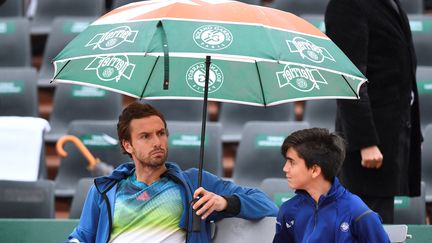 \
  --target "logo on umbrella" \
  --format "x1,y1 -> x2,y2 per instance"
85,55 -> 136,82
193,25 -> 233,50
276,64 -> 328,92
186,62 -> 224,93
85,26 -> 138,50
286,37 -> 335,63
